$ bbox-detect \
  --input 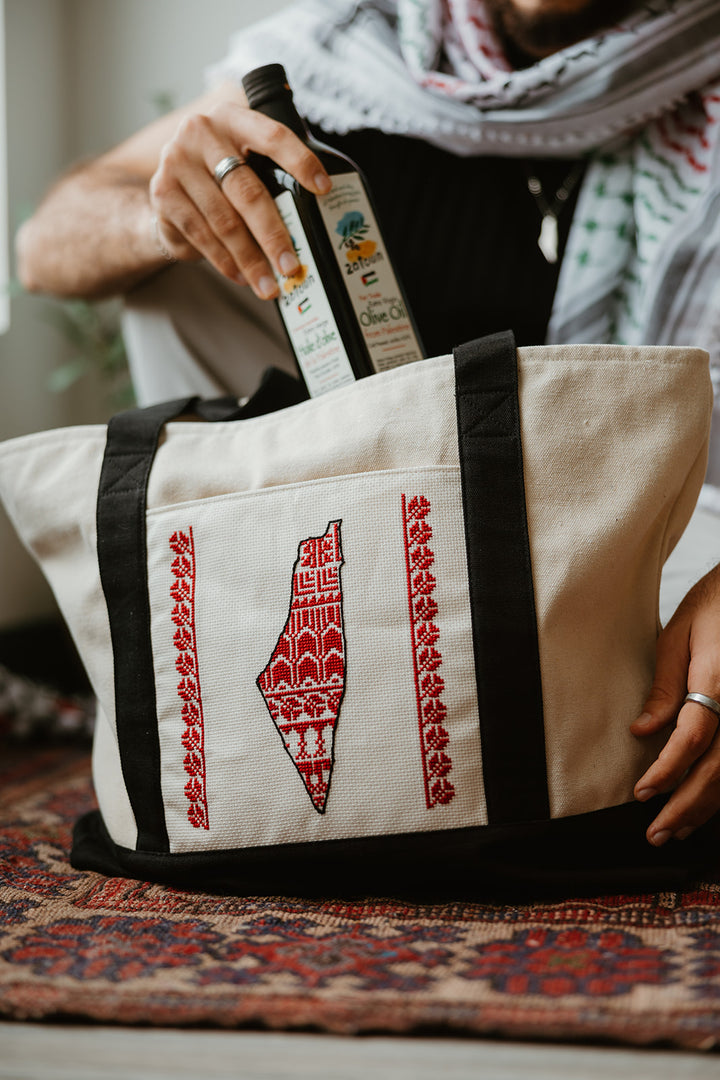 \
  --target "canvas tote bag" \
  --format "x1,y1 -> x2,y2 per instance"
0,332 -> 713,896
